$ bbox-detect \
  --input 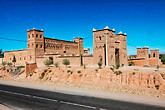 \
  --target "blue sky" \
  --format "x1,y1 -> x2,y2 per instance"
0,0 -> 165,55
